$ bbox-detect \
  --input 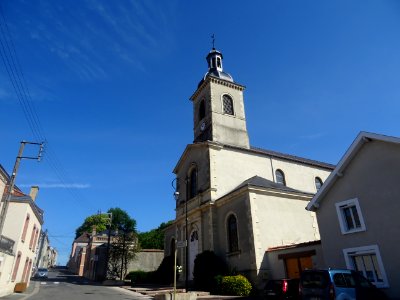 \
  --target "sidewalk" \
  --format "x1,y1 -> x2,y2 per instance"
0,281 -> 40,300
121,284 -> 264,299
